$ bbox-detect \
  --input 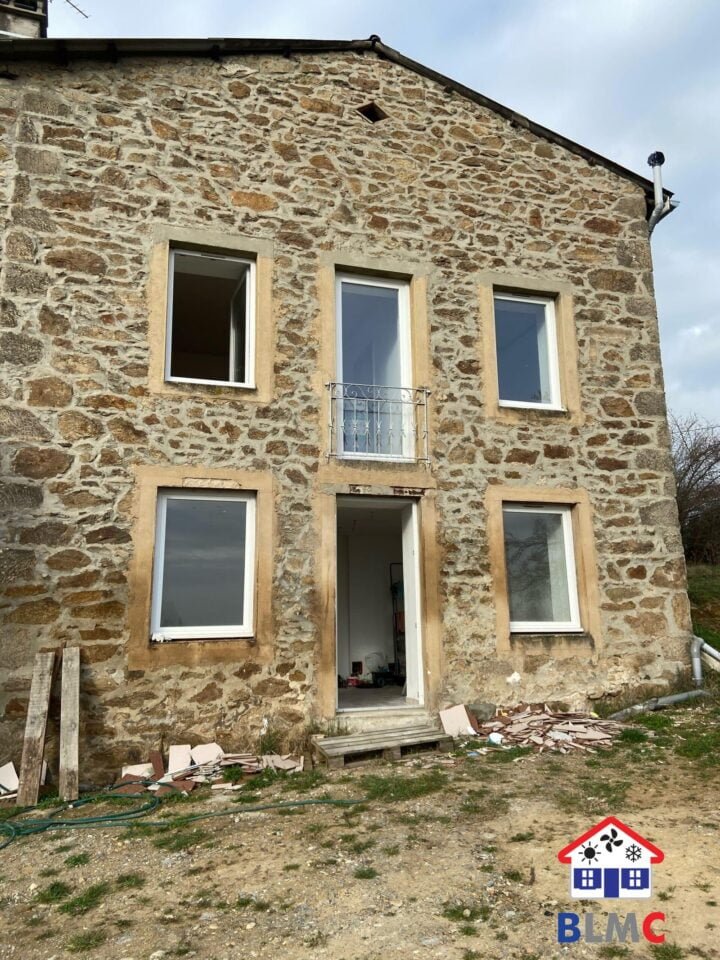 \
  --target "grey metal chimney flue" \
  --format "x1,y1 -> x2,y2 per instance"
647,150 -> 677,237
